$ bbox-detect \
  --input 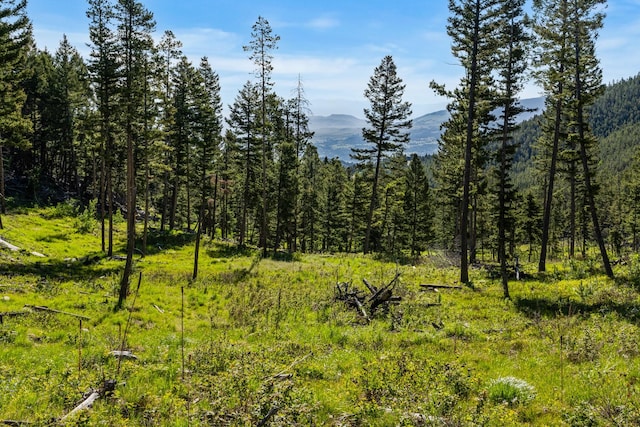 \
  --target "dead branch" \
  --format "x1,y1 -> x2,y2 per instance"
59,380 -> 116,422
362,278 -> 377,294
271,352 -> 312,379
257,406 -> 280,427
0,311 -> 28,324
109,350 -> 138,360
420,284 -> 462,291
353,297 -> 371,323
23,305 -> 90,320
